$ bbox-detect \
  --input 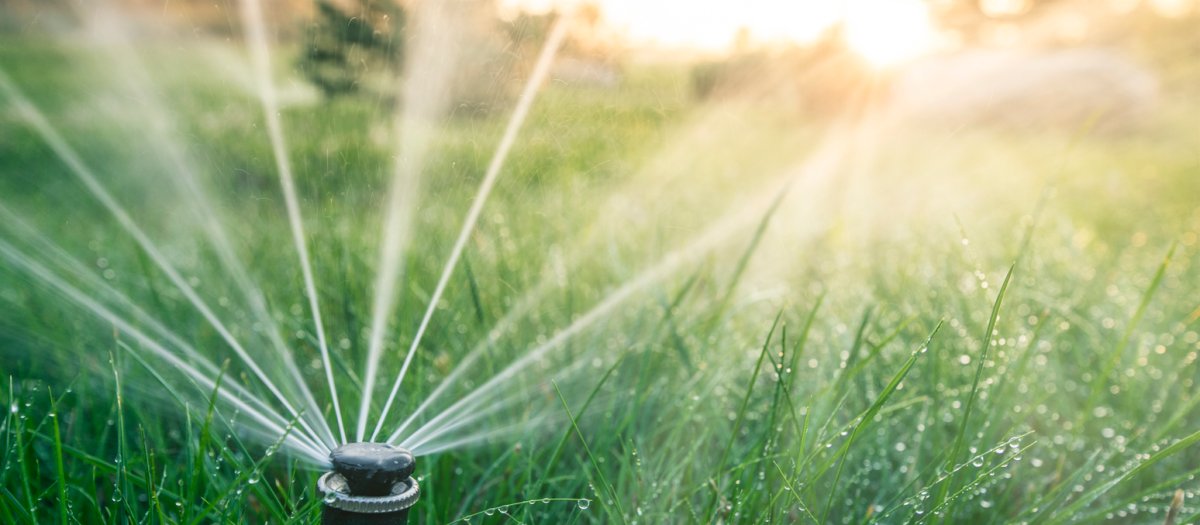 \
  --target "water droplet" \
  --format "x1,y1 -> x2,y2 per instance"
484,509 -> 495,516
324,493 -> 337,504
541,498 -> 550,504
972,457 -> 984,467
577,499 -> 591,510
